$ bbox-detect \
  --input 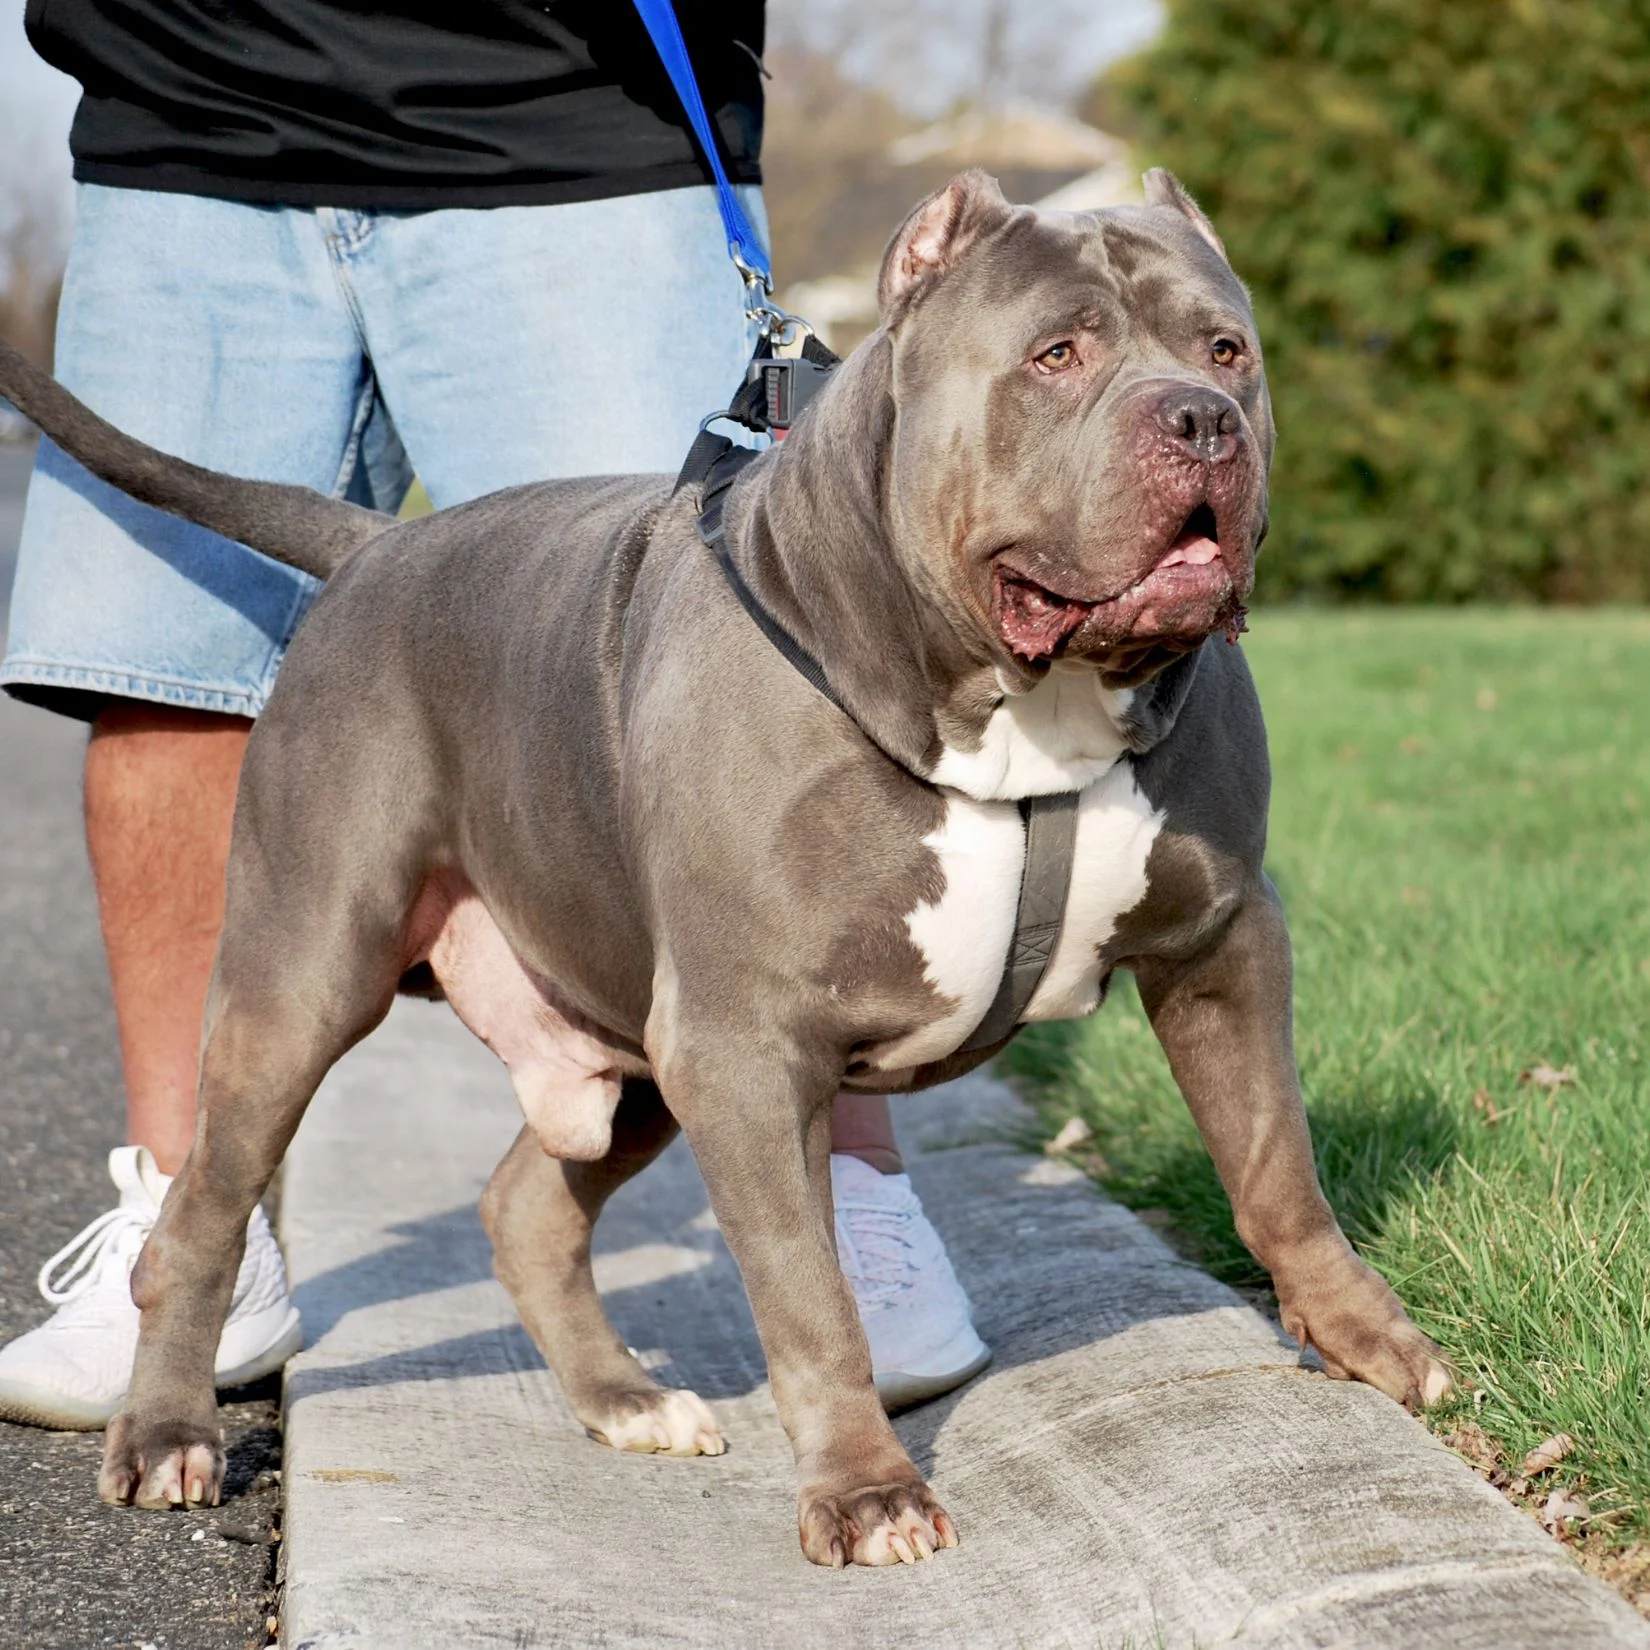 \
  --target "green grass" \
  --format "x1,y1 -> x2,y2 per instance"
1003,609 -> 1650,1538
